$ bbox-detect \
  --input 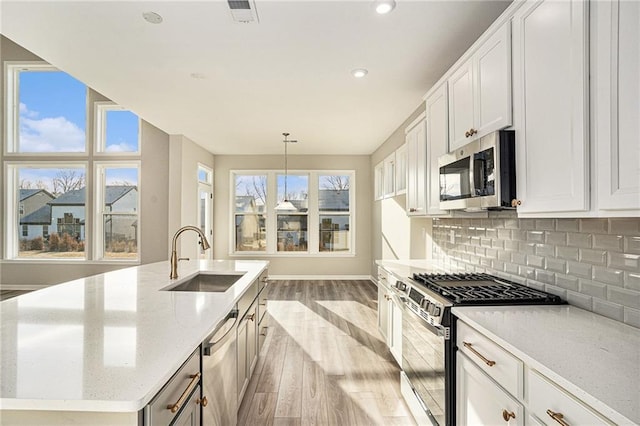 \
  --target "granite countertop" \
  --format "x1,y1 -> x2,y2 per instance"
0,259 -> 268,412
453,305 -> 640,425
